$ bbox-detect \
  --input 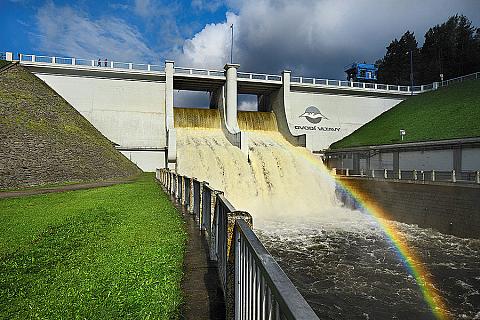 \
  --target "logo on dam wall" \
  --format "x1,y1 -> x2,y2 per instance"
299,106 -> 328,124
295,106 -> 340,132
